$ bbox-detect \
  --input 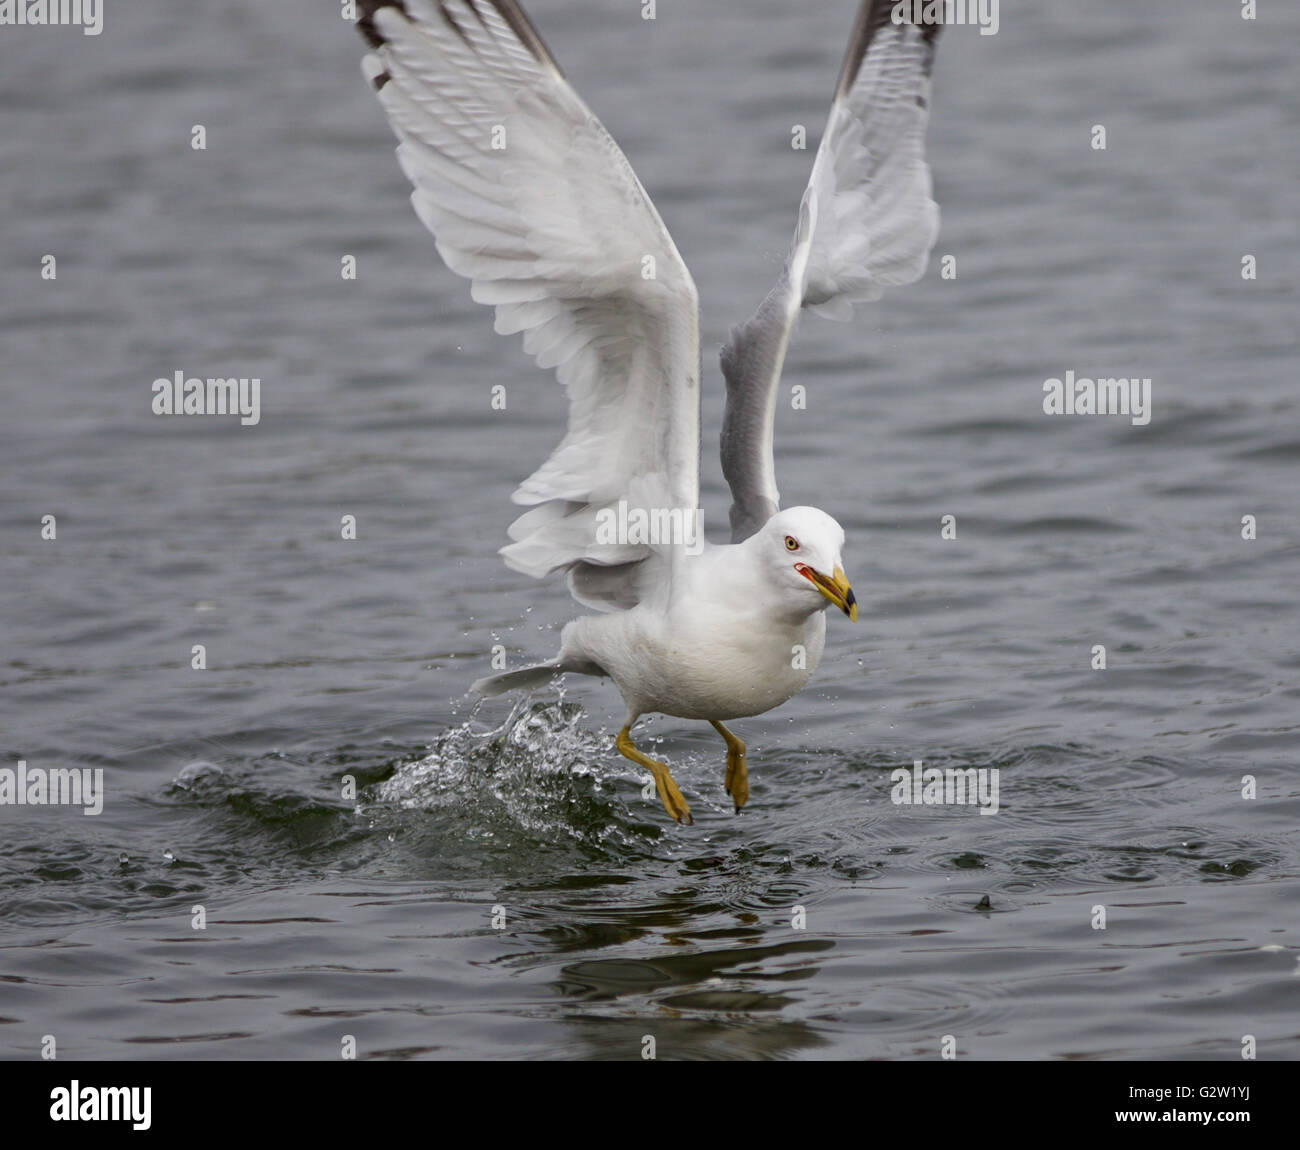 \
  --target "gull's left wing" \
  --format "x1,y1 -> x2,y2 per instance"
357,1 -> 701,603
719,0 -> 943,542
